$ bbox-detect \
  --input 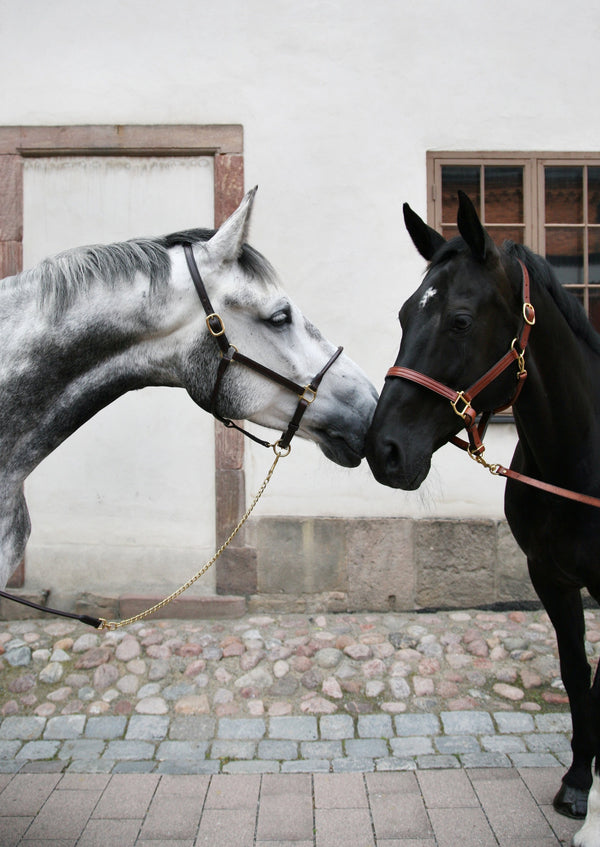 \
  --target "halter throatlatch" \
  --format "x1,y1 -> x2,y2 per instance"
183,243 -> 343,452
386,259 -> 535,459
